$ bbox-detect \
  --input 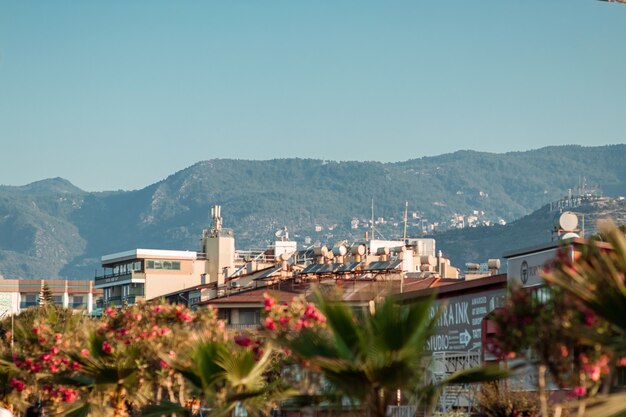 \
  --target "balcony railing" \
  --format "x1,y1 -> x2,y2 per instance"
95,271 -> 146,287
226,323 -> 261,331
